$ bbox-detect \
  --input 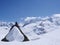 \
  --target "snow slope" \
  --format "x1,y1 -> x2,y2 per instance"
0,26 -> 60,45
0,14 -> 60,45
